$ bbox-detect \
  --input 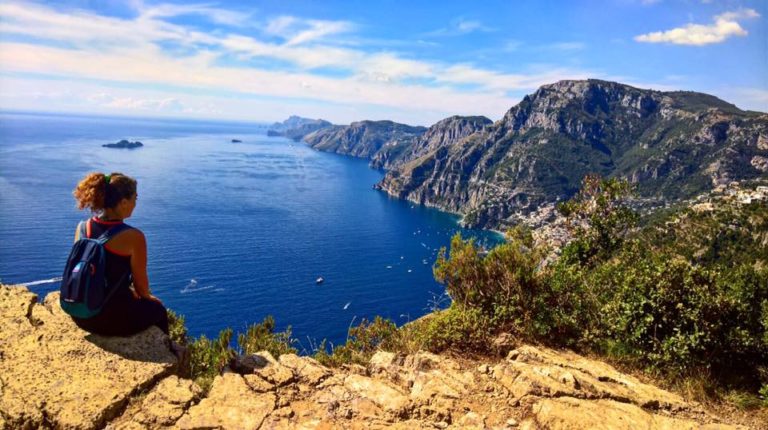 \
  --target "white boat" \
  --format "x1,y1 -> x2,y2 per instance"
316,277 -> 324,284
